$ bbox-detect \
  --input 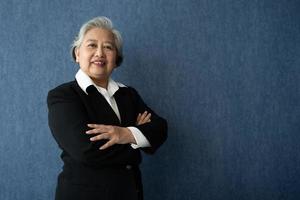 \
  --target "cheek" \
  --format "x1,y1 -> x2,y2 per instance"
109,54 -> 117,64
79,53 -> 91,63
